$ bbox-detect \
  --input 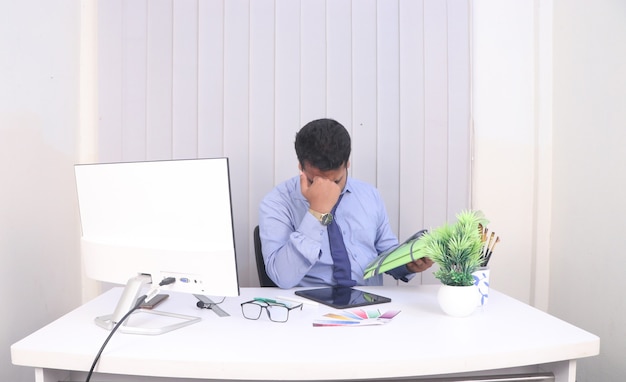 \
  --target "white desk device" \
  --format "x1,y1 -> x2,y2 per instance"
74,158 -> 240,335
